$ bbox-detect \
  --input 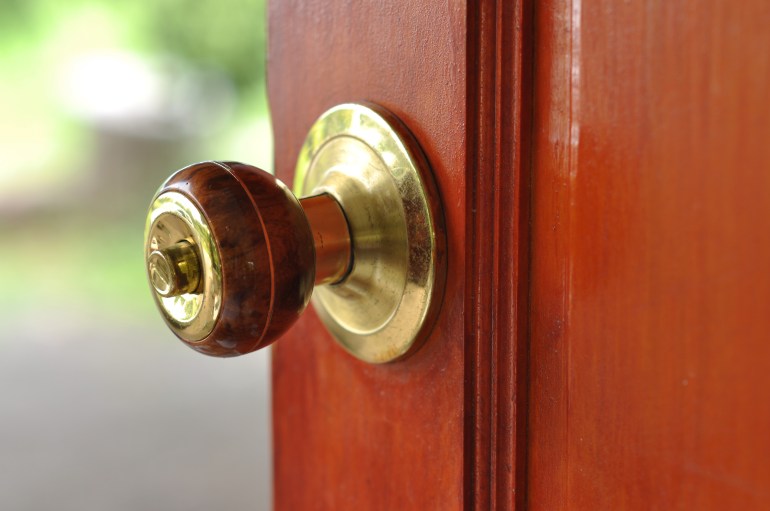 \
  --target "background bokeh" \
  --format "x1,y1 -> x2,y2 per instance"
0,0 -> 272,509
